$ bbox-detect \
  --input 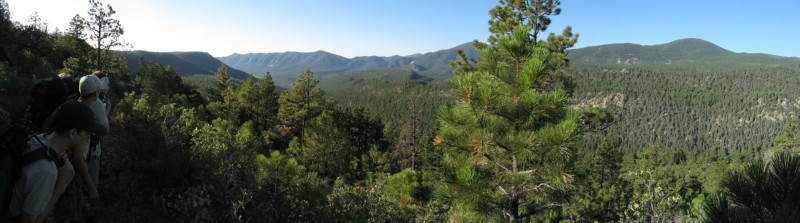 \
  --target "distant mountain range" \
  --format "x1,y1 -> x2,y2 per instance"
567,38 -> 799,67
217,42 -> 479,85
121,38 -> 800,86
118,51 -> 251,79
